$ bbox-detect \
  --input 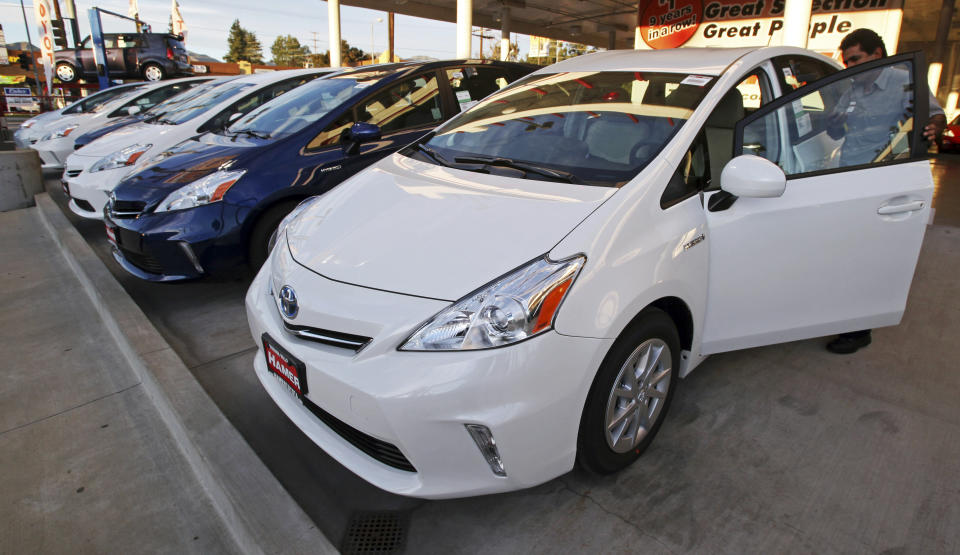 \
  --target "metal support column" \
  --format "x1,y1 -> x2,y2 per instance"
500,7 -> 511,61
328,0 -> 342,68
457,0 -> 472,58
782,0 -> 812,48
608,30 -> 617,50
